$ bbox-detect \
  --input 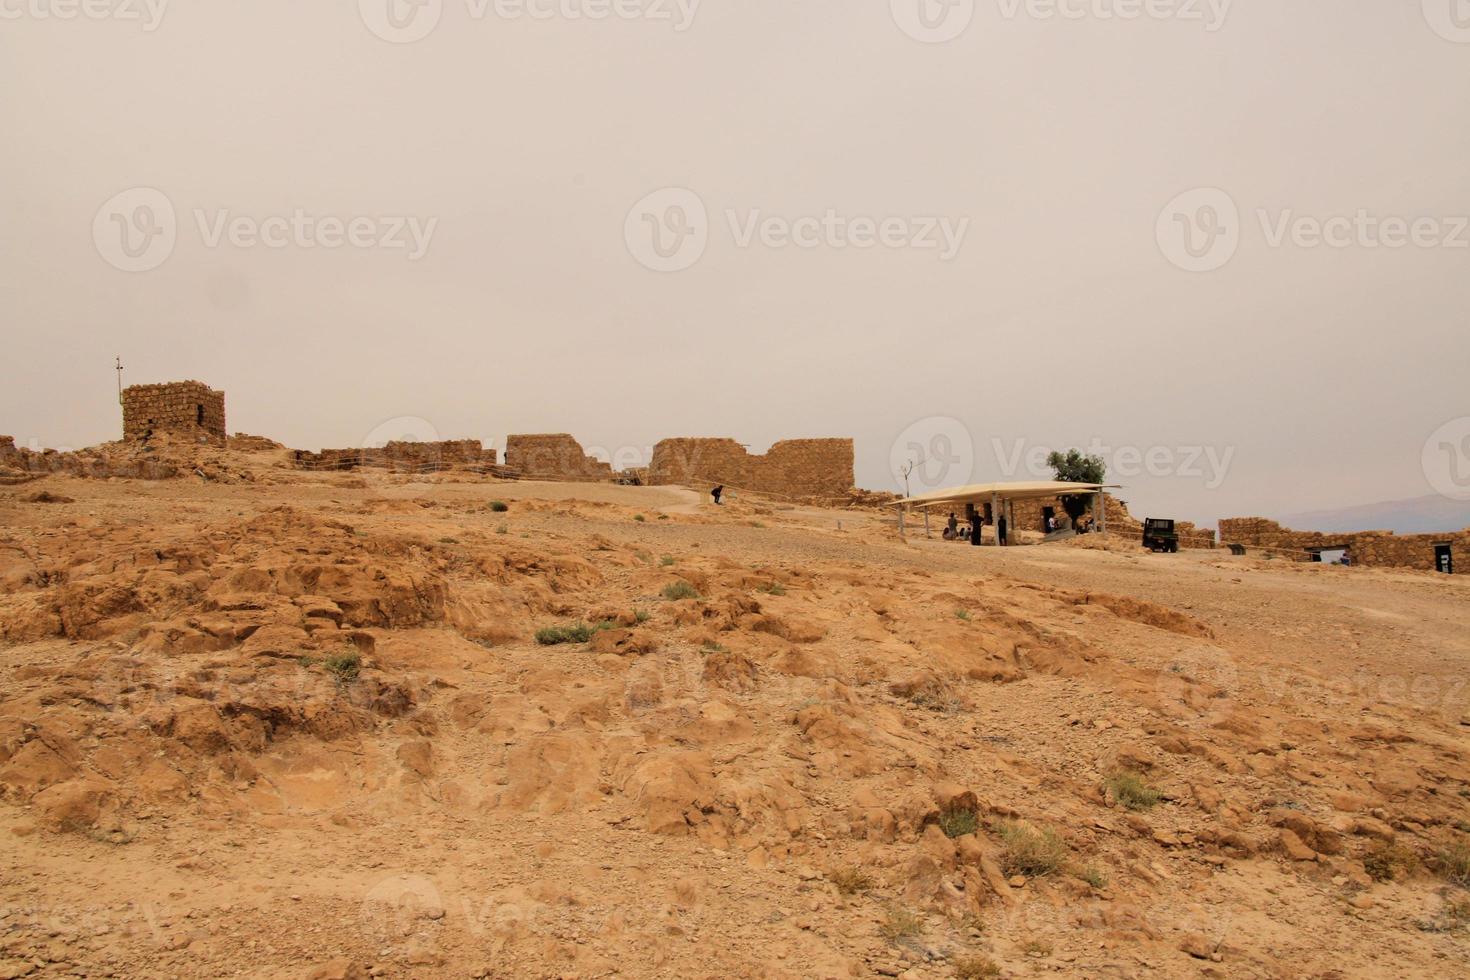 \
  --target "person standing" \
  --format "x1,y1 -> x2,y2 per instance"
998,513 -> 1008,547
711,485 -> 724,506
